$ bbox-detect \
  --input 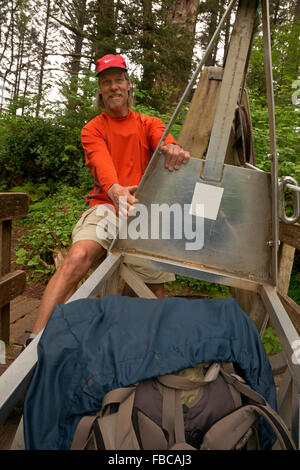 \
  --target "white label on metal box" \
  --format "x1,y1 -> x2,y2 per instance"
189,183 -> 224,220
